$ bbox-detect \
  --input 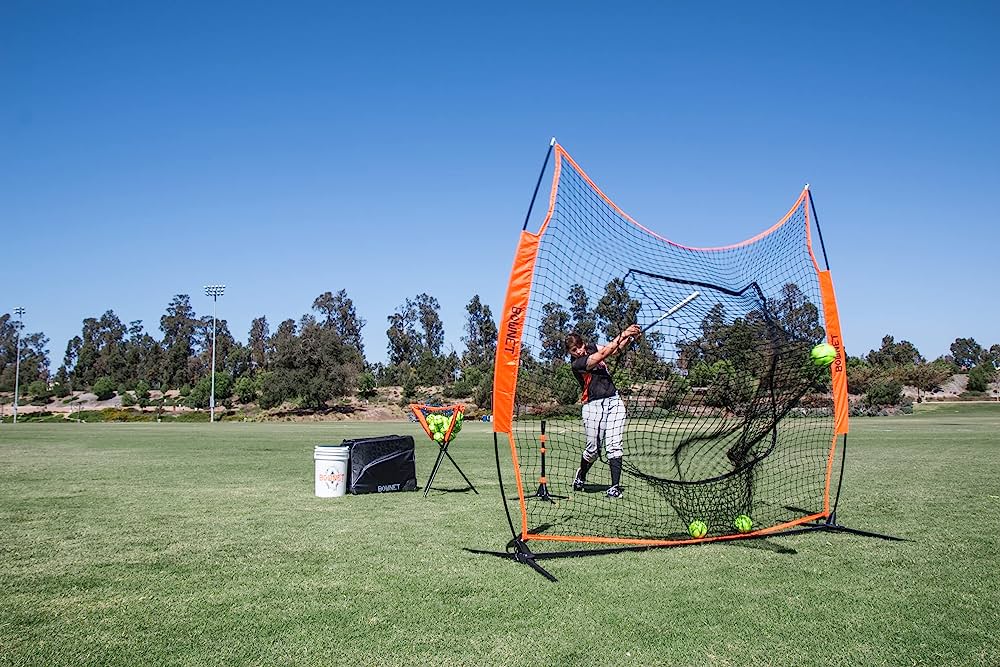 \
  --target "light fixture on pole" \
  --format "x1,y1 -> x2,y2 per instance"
12,307 -> 25,425
203,285 -> 225,423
